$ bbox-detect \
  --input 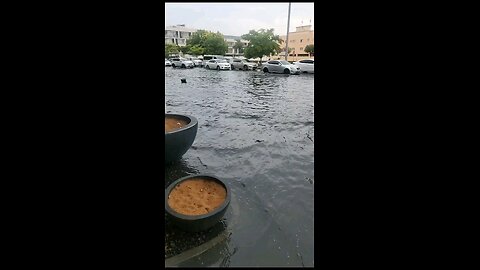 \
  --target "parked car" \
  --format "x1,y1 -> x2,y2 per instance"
262,60 -> 300,74
205,59 -> 231,70
202,55 -> 224,67
170,58 -> 194,68
293,59 -> 314,73
230,58 -> 258,70
223,56 -> 234,64
186,57 -> 203,67
165,59 -> 172,67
